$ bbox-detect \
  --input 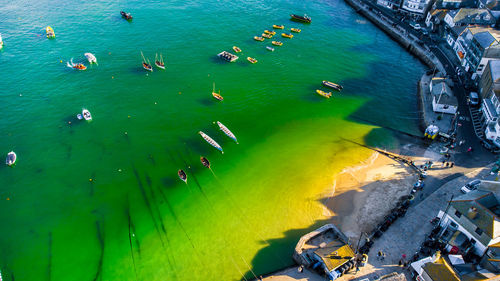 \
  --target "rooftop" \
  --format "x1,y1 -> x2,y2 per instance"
314,241 -> 355,272
448,9 -> 493,24
422,256 -> 461,281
